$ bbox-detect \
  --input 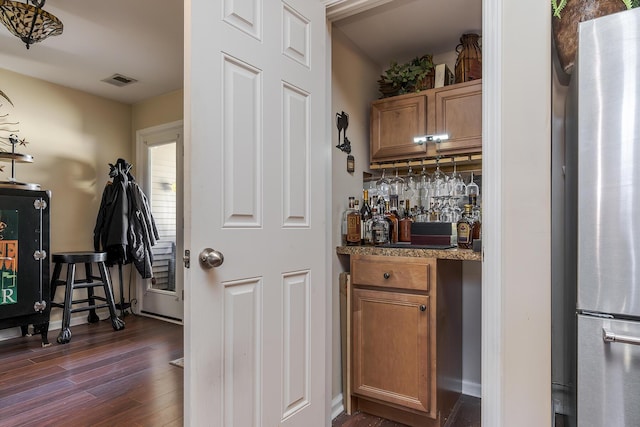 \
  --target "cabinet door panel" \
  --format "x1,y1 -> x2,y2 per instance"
370,95 -> 428,163
429,80 -> 482,156
352,288 -> 431,414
